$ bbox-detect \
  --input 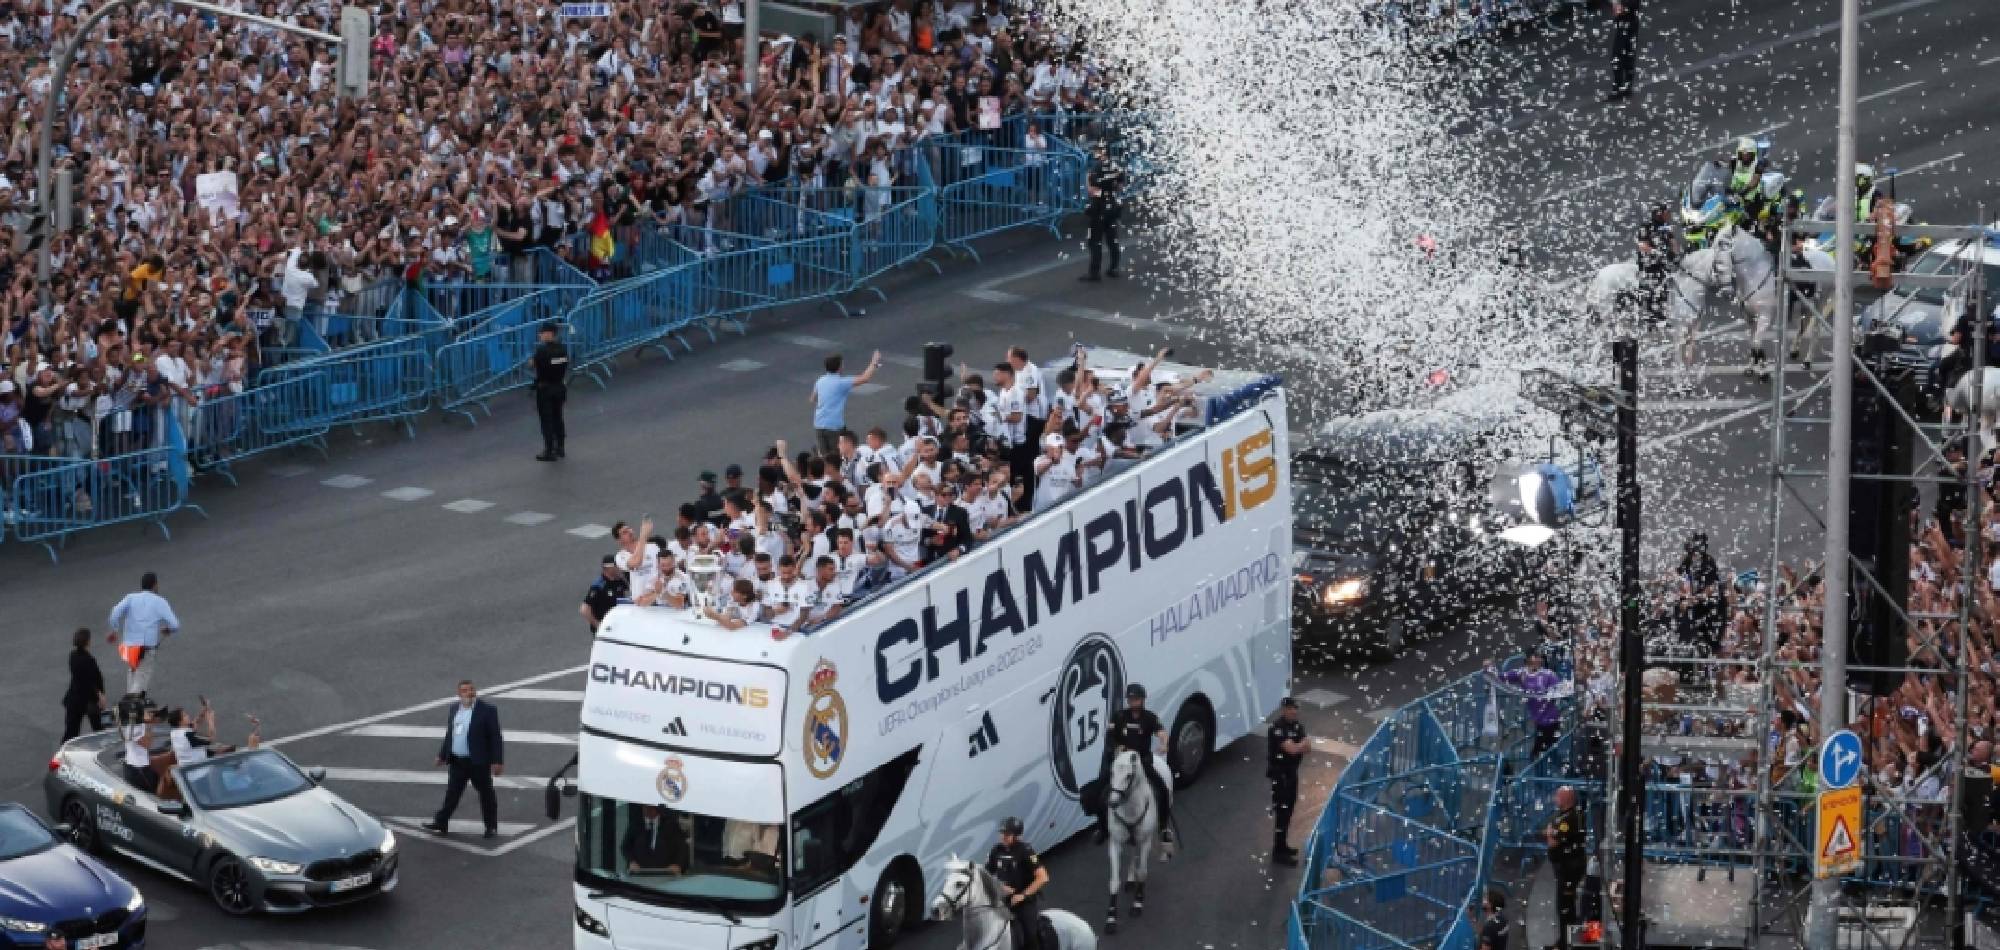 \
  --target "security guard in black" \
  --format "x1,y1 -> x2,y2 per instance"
1096,683 -> 1173,843
1545,786 -> 1588,949
1268,697 -> 1308,865
987,817 -> 1048,950
533,322 -> 569,461
1080,146 -> 1125,282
